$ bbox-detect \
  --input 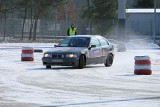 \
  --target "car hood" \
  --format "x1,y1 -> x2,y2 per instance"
46,47 -> 87,54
